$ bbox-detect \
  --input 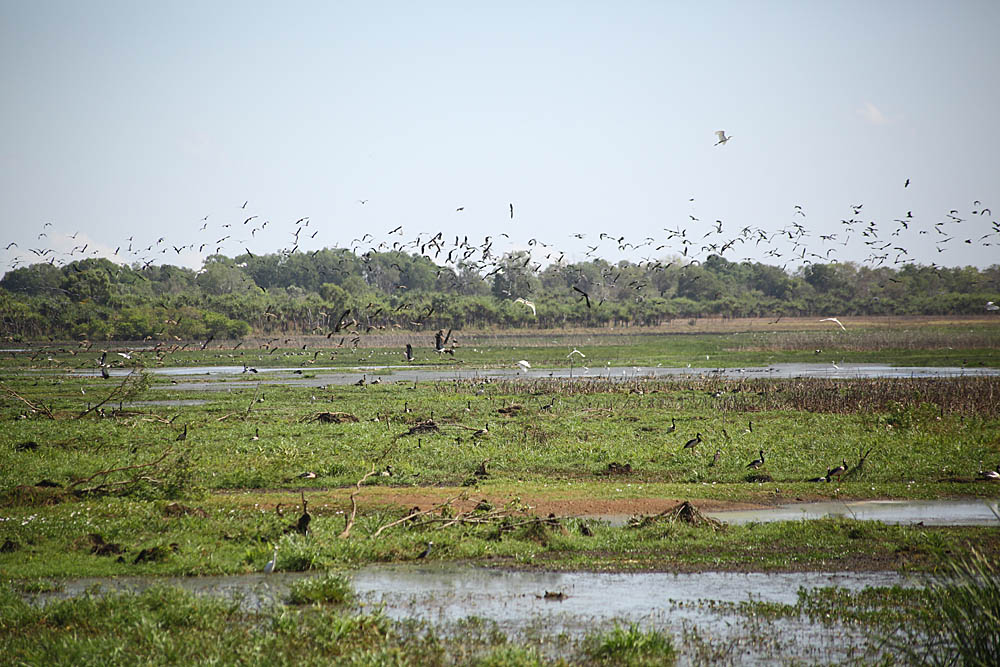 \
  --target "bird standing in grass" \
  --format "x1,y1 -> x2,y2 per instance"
747,449 -> 765,469
826,459 -> 848,482
417,541 -> 433,559
665,417 -> 677,434
682,433 -> 702,450
263,545 -> 278,574
295,492 -> 311,535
